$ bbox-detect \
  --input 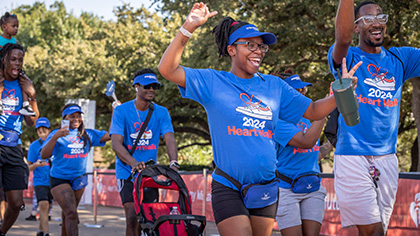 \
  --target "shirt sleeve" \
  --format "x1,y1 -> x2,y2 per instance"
391,47 -> 420,82
278,80 -> 312,124
27,141 -> 40,163
178,67 -> 215,105
158,107 -> 174,137
110,105 -> 125,136
87,129 -> 108,147
274,119 -> 301,148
